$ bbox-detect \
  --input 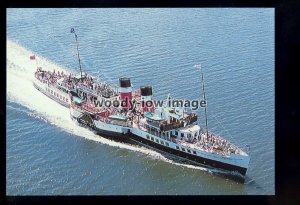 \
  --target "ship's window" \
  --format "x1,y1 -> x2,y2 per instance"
176,146 -> 179,150
66,99 -> 68,103
51,90 -> 53,94
162,132 -> 165,137
160,140 -> 164,145
156,139 -> 159,143
151,137 -> 154,141
181,148 -> 185,151
187,149 -> 191,153
146,135 -> 150,139
165,142 -> 169,146
175,131 -> 178,136
60,95 -> 62,99
193,151 -> 197,155
181,133 -> 184,138
63,97 -> 65,101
